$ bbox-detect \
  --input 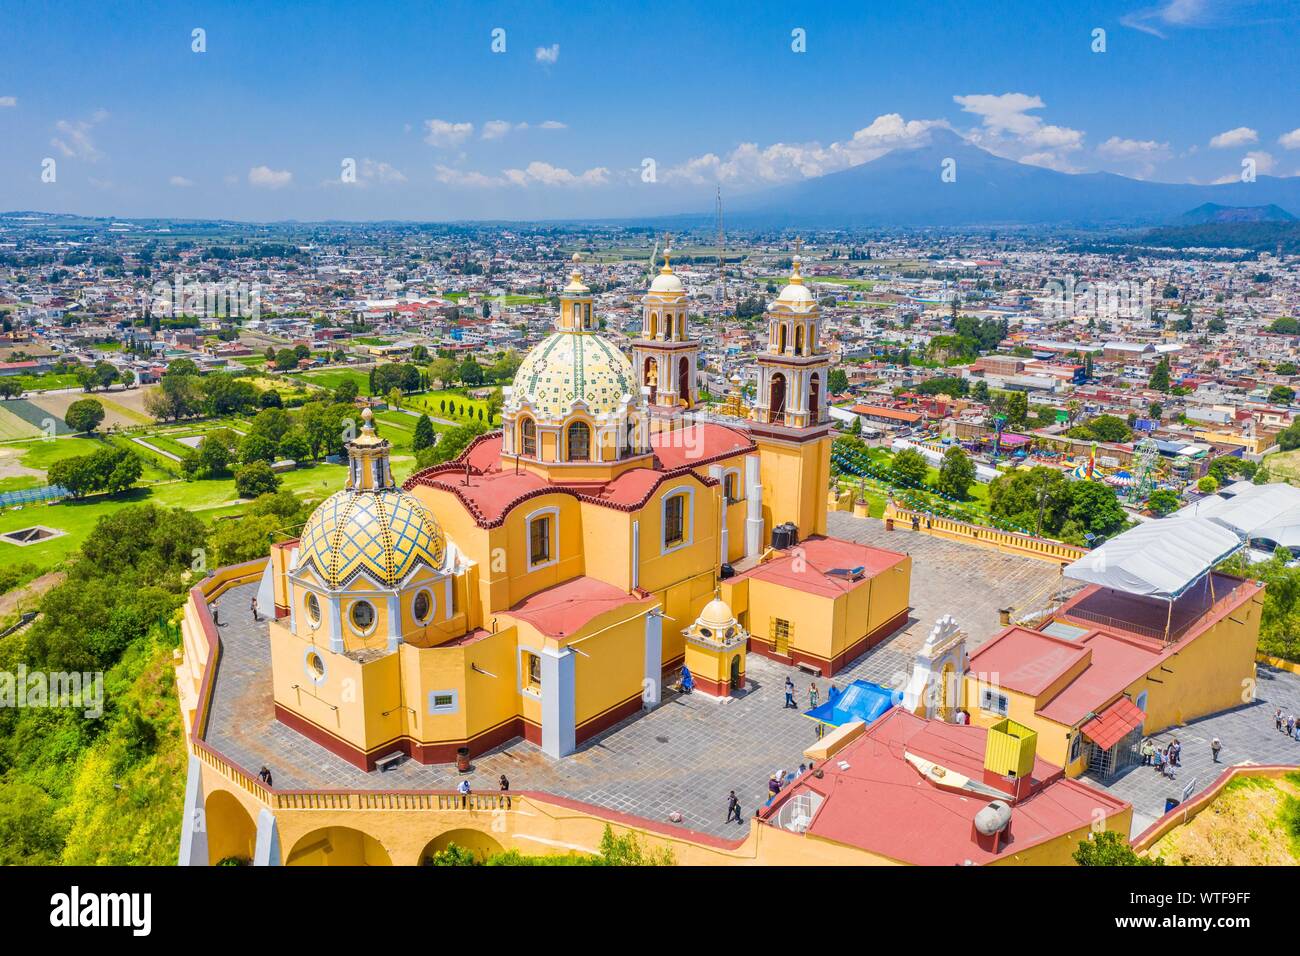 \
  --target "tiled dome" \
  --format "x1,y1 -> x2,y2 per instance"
297,487 -> 446,589
511,330 -> 638,421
